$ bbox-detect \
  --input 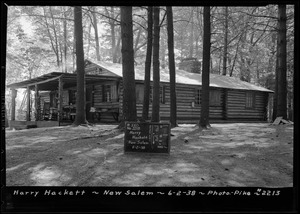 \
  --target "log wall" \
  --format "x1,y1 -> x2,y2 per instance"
91,81 -> 269,123
118,82 -> 226,122
226,89 -> 268,121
